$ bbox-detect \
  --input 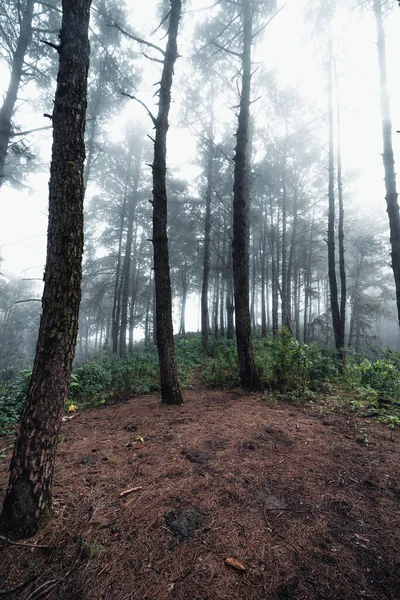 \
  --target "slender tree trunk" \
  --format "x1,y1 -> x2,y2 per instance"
201,123 -> 214,354
335,62 -> 346,361
144,270 -> 152,347
327,38 -> 344,361
250,245 -> 256,331
260,234 -> 267,337
112,191 -> 127,354
0,0 -> 34,186
1,0 -> 91,536
232,0 -> 259,389
214,259 -> 220,340
119,150 -> 141,357
179,266 -> 187,336
226,224 -> 234,339
281,134 -> 289,330
220,226 -> 226,337
373,0 -> 400,325
152,0 -> 183,404
128,232 -> 143,353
